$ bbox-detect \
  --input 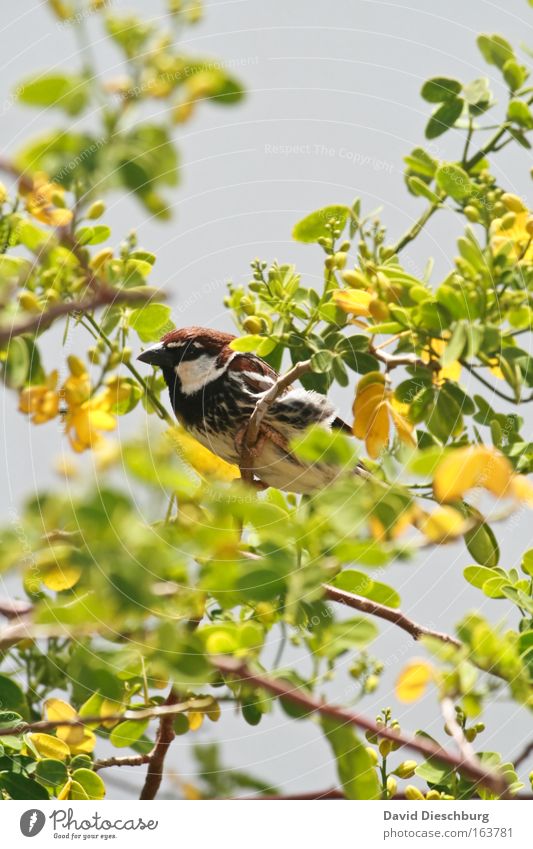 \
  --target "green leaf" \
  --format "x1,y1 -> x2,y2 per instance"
477,34 -> 515,70
18,72 -> 89,116
464,522 -> 500,568
3,337 -> 30,389
71,768 -> 106,800
310,350 -> 335,373
404,147 -> 438,179
109,719 -> 149,748
35,758 -> 68,787
130,303 -> 173,342
435,163 -> 472,202
521,549 -> 533,576
0,772 -> 49,800
0,255 -> 32,287
292,205 -> 350,243
462,78 -> 492,112
407,176 -> 440,203
415,758 -> 453,786
463,565 -> 501,590
0,675 -> 26,712
331,570 -> 400,608
503,60 -> 527,92
75,225 -> 111,246
321,718 -> 380,799
421,77 -> 462,103
425,99 -> 464,139
507,100 -> 533,129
